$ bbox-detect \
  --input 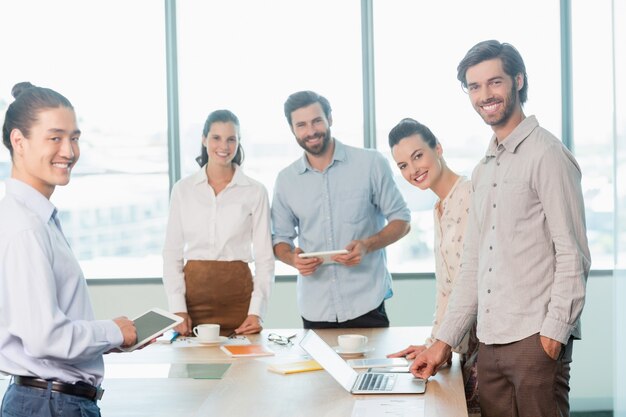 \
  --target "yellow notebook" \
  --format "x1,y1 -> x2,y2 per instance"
267,359 -> 323,375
